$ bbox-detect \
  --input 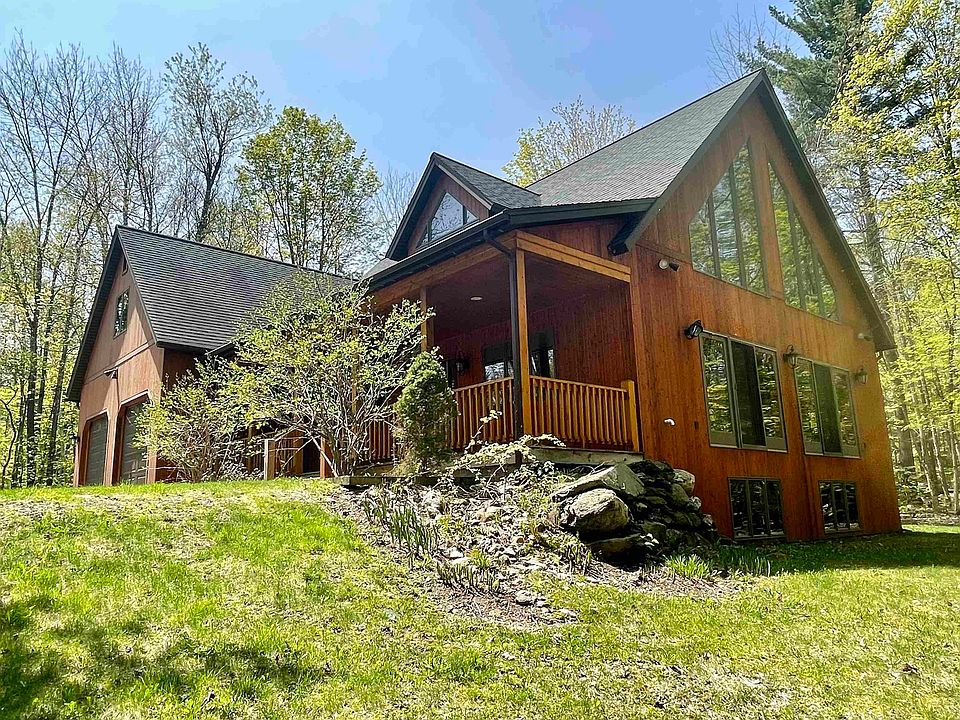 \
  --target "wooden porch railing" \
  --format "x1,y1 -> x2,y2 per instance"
368,419 -> 399,463
530,377 -> 638,450
449,377 -> 515,449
